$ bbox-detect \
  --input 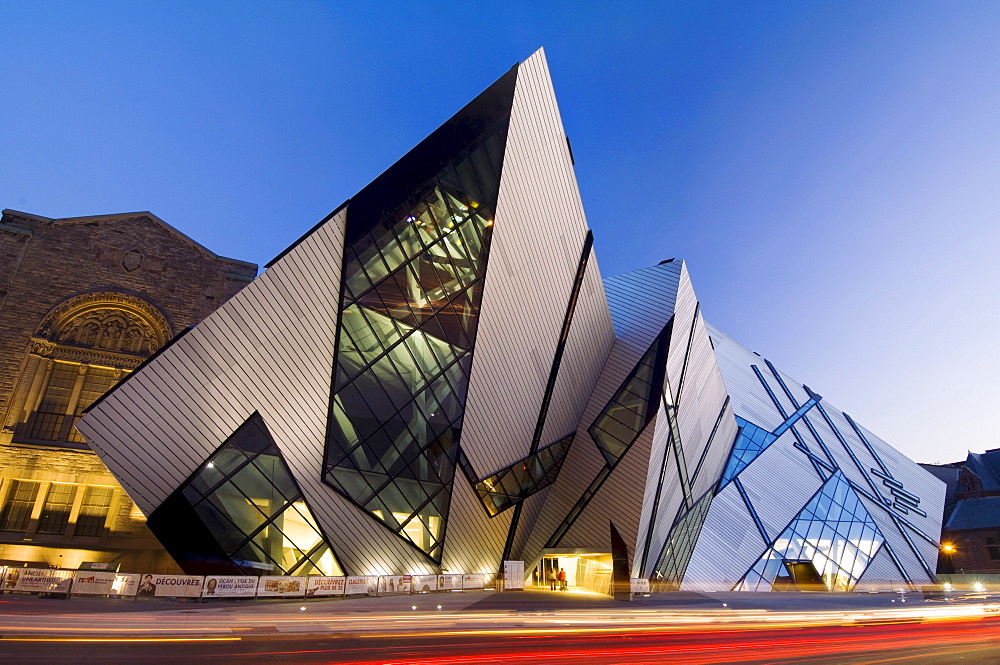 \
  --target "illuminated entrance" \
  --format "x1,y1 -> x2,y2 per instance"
535,550 -> 613,595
